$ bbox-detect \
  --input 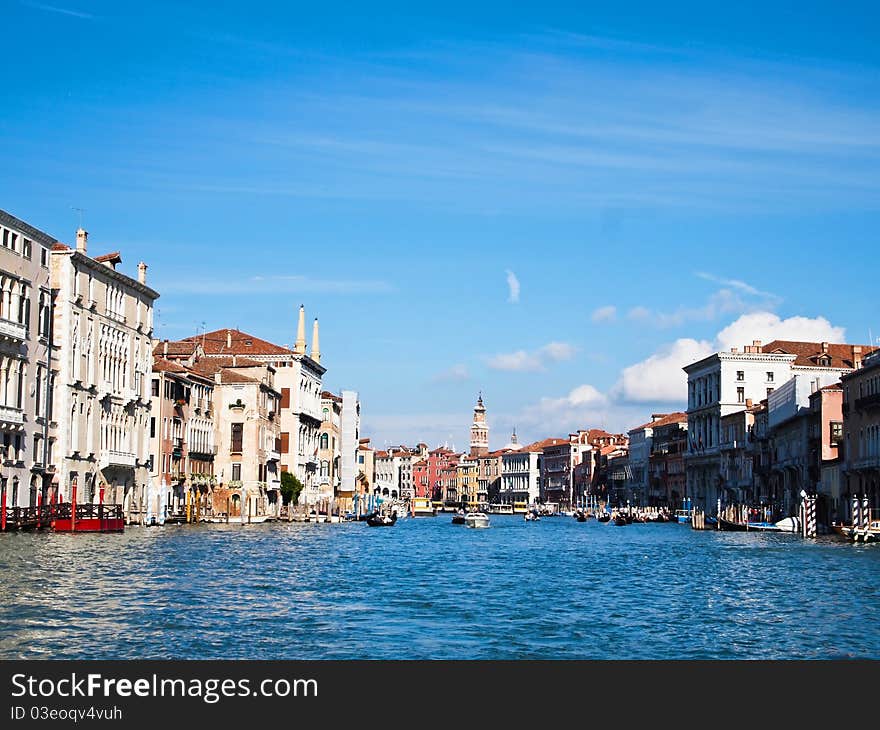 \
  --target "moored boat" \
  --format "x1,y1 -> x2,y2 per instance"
574,510 -> 587,522
524,510 -> 540,522
597,512 -> 611,523
411,497 -> 437,517
451,509 -> 467,525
